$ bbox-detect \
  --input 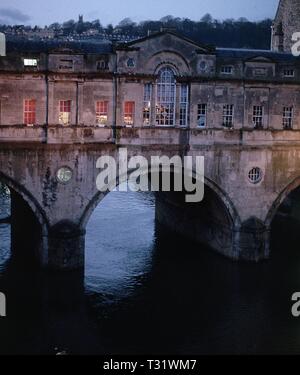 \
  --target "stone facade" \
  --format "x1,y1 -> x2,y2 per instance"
272,0 -> 300,52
